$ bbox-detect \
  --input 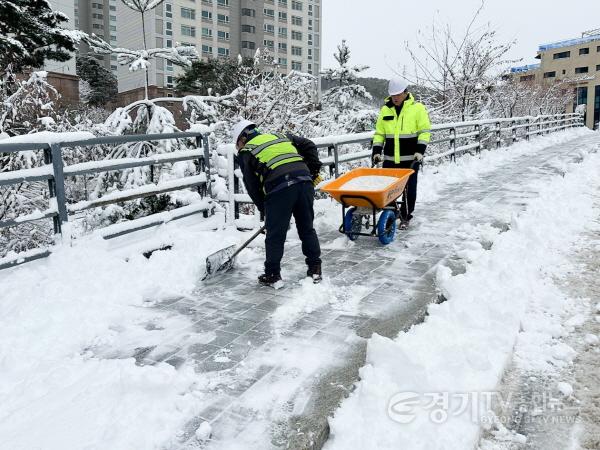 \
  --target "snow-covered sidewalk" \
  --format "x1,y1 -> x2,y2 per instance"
0,128 -> 598,450
324,130 -> 600,449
